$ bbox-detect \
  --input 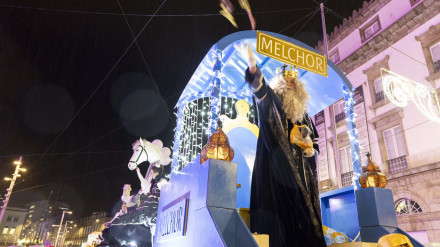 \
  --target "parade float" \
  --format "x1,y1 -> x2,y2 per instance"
103,30 -> 423,247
